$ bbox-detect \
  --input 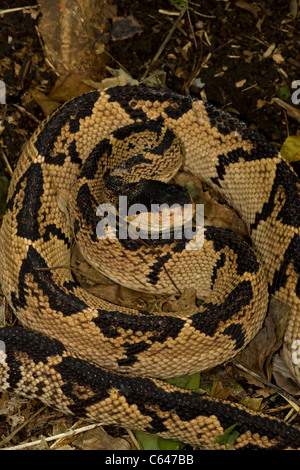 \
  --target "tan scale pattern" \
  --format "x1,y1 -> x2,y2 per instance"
0,86 -> 300,449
